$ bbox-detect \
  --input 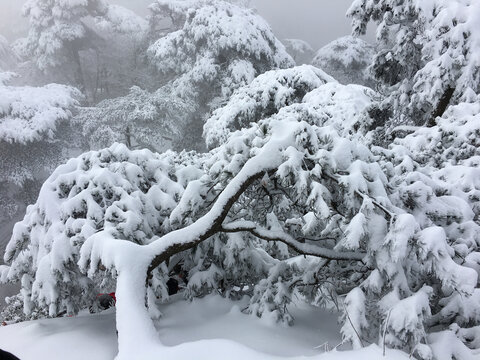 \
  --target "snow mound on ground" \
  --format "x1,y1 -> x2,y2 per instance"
0,295 -> 410,360
0,310 -> 118,360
